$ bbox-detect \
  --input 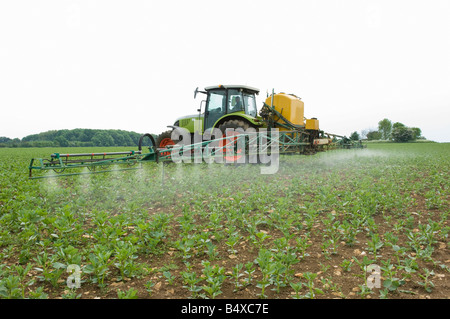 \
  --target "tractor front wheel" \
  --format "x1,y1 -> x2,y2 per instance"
218,119 -> 255,164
